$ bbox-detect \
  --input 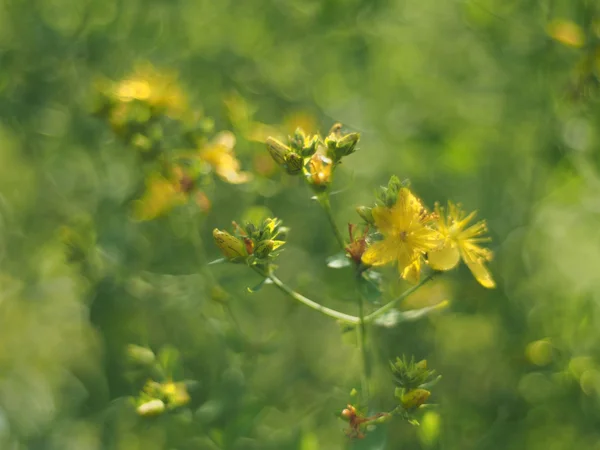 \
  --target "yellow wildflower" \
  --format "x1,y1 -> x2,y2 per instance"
307,153 -> 333,188
427,202 -> 495,289
547,20 -> 585,48
113,63 -> 188,118
362,188 -> 441,281
132,173 -> 188,221
199,131 -> 251,184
